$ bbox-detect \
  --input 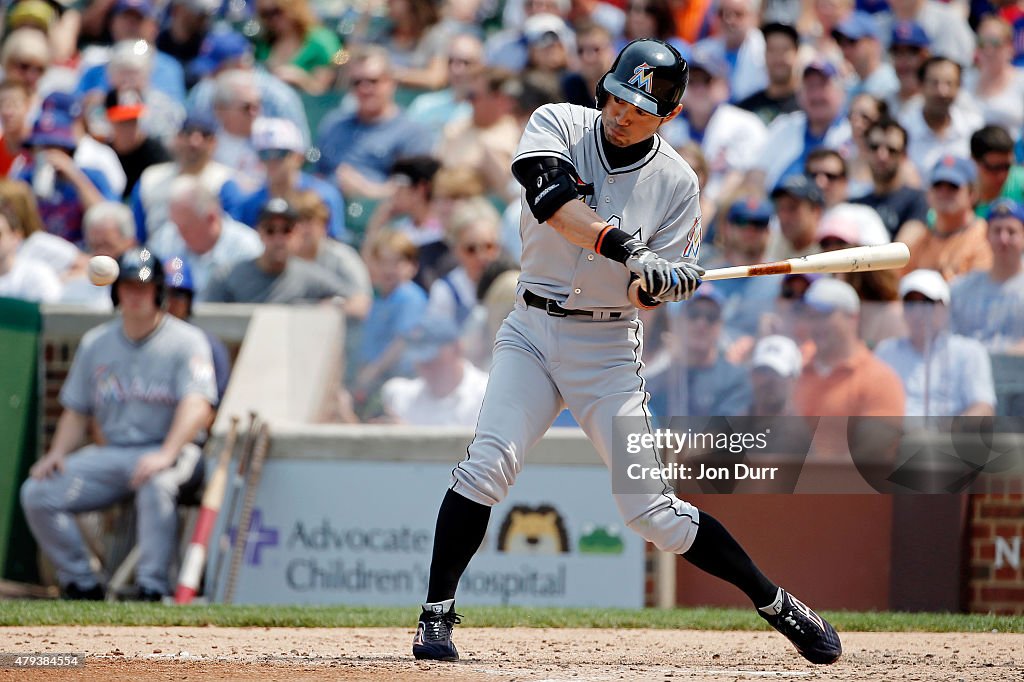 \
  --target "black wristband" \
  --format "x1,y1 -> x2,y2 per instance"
636,286 -> 661,309
595,226 -> 645,264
